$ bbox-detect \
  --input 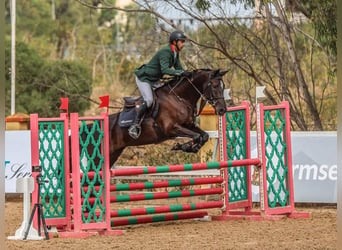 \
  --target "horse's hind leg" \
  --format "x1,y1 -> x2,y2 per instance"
110,148 -> 125,168
172,140 -> 198,152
